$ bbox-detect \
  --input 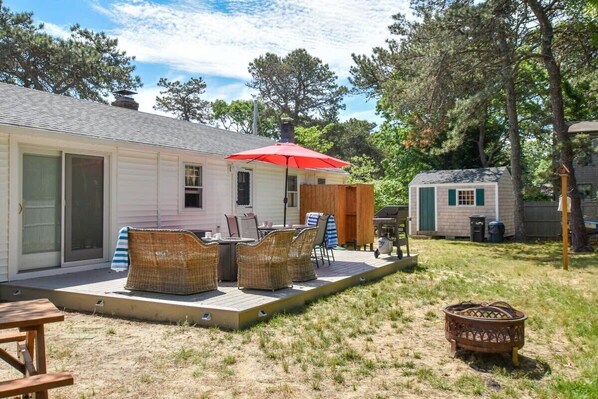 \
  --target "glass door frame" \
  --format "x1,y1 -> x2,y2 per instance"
17,146 -> 110,272
61,151 -> 110,267
18,148 -> 62,270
